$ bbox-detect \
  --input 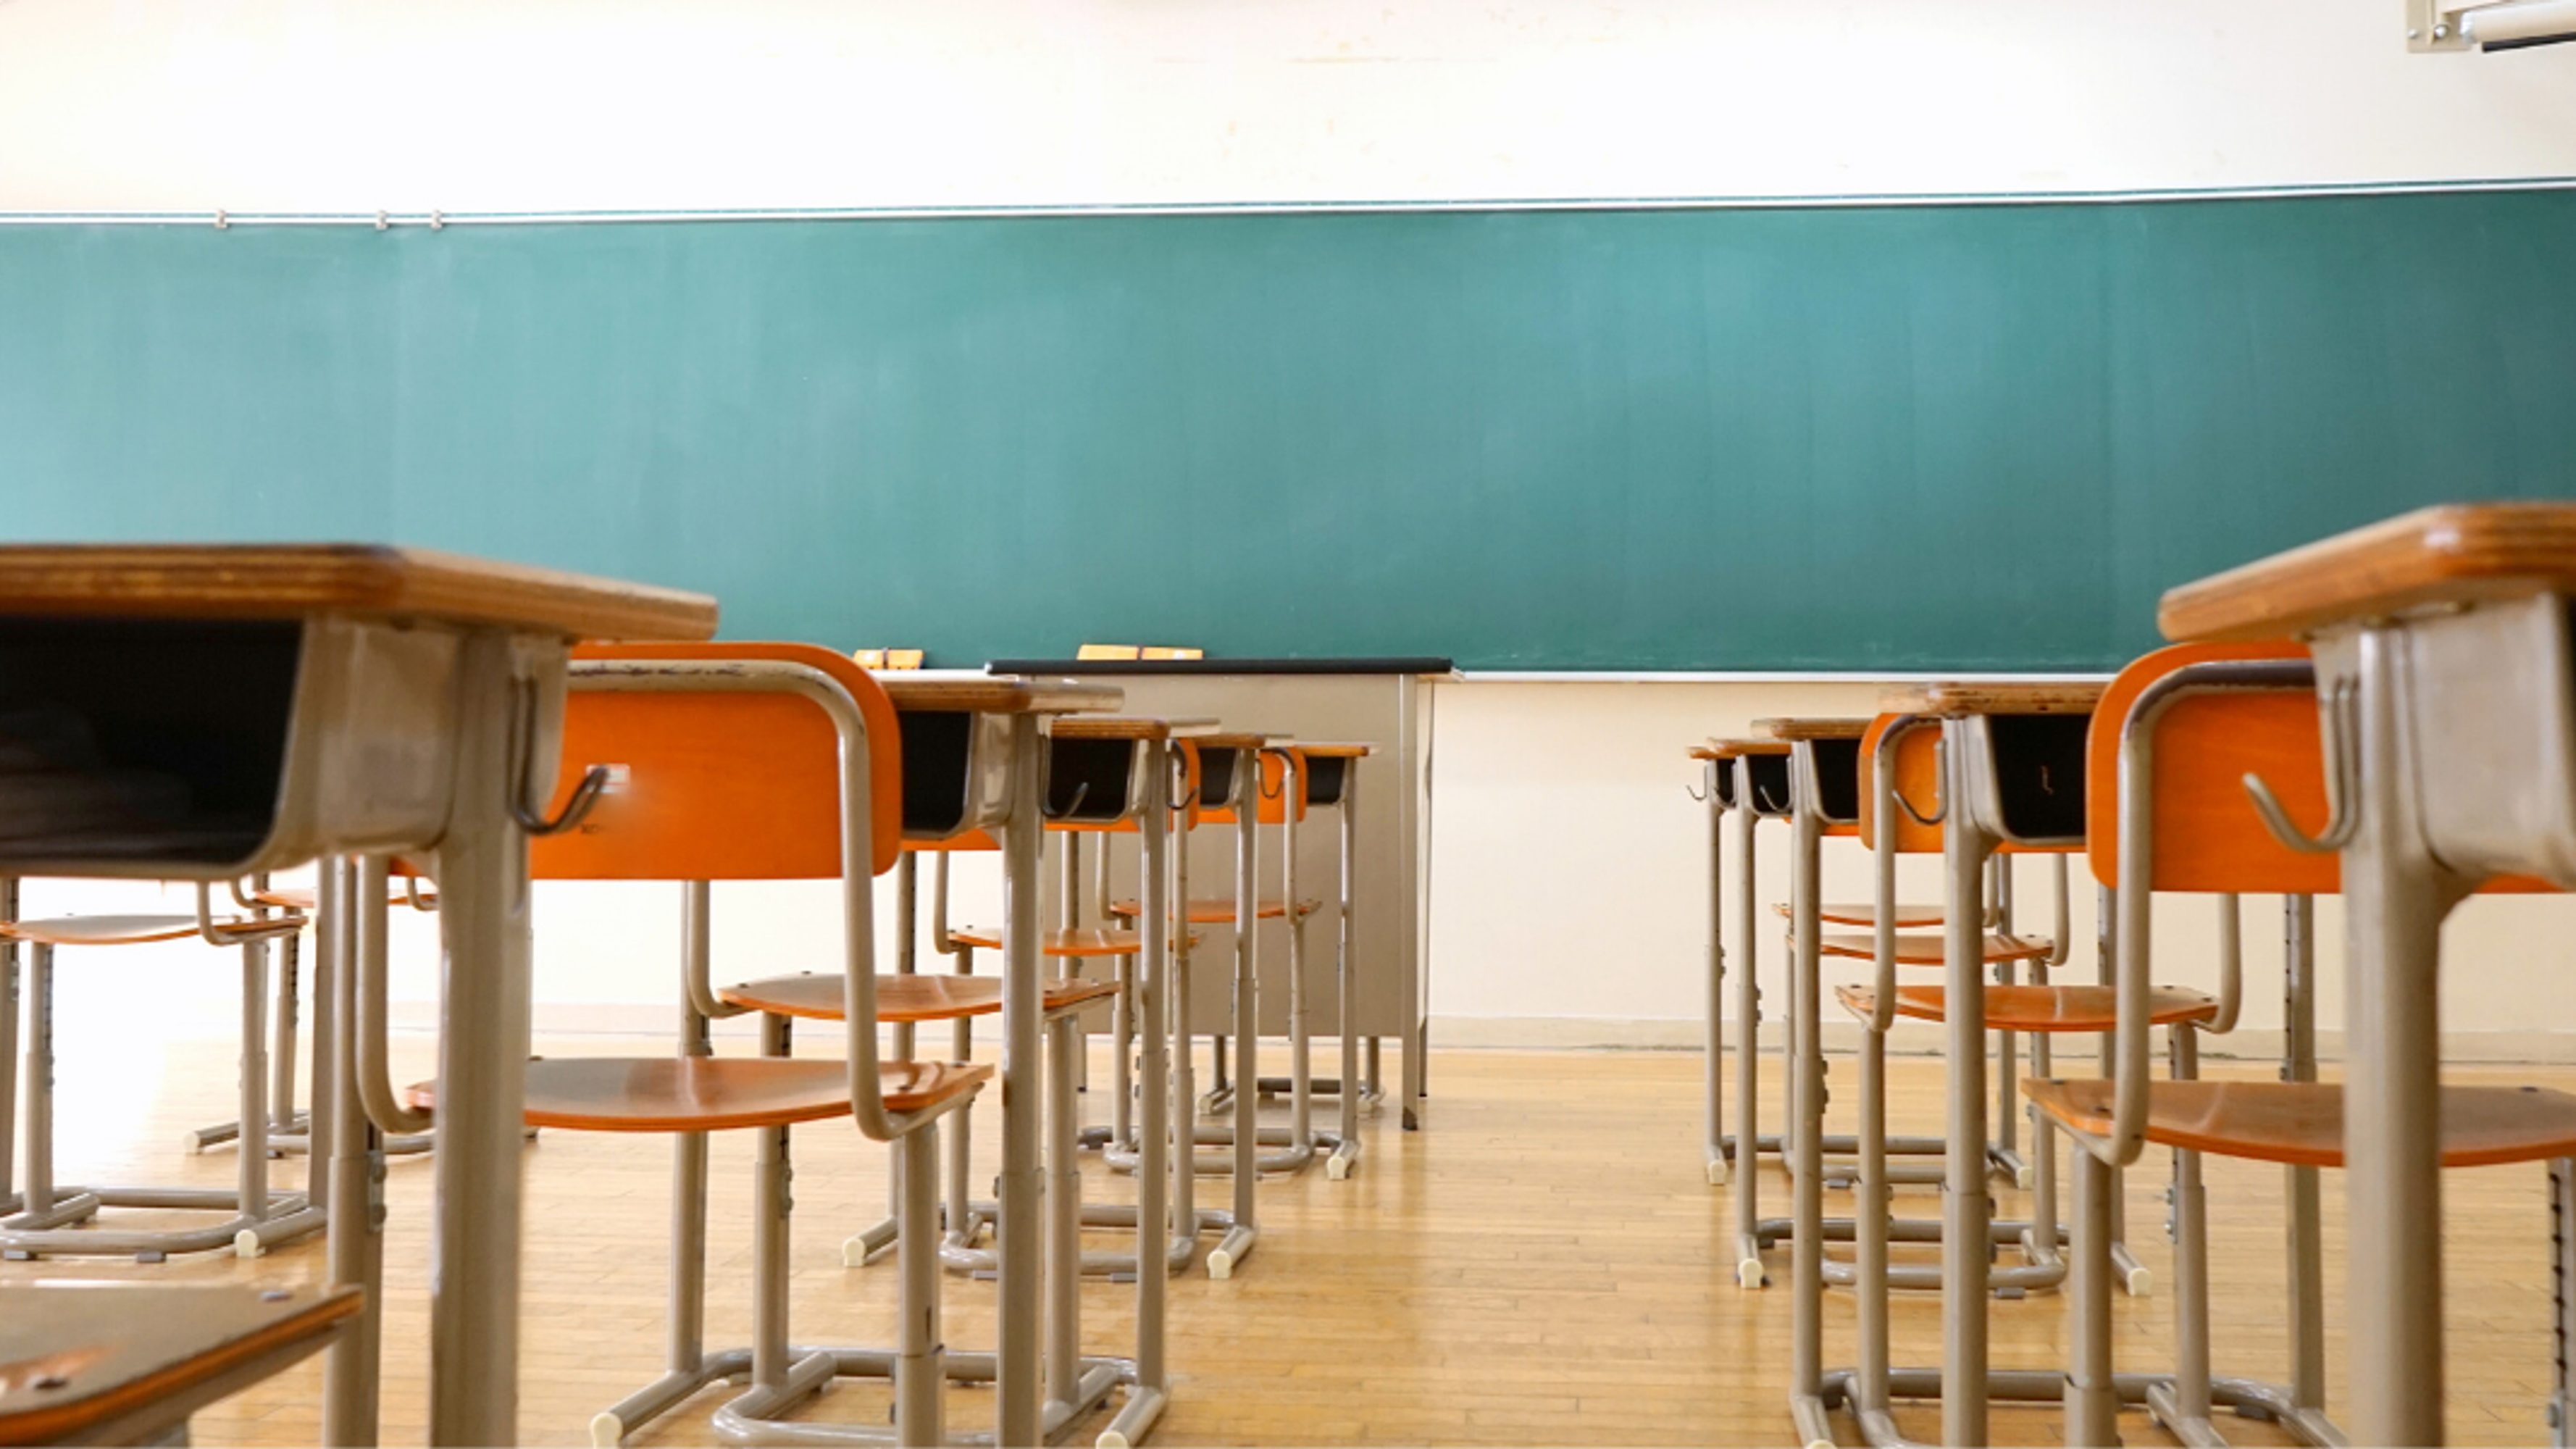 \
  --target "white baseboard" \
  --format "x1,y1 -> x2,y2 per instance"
1426,1014 -> 2576,1065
